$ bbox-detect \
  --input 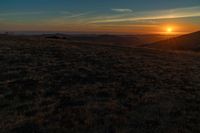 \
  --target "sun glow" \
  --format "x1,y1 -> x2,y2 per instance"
166,27 -> 173,34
